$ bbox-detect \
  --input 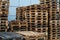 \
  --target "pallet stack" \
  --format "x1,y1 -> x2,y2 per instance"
16,4 -> 48,33
0,0 -> 9,32
36,4 -> 48,33
40,0 -> 60,40
50,20 -> 60,40
40,0 -> 57,20
16,7 -> 25,21
16,4 -> 48,40
19,20 -> 28,31
25,4 -> 38,31
15,0 -> 60,40
10,20 -> 28,32
10,20 -> 20,32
